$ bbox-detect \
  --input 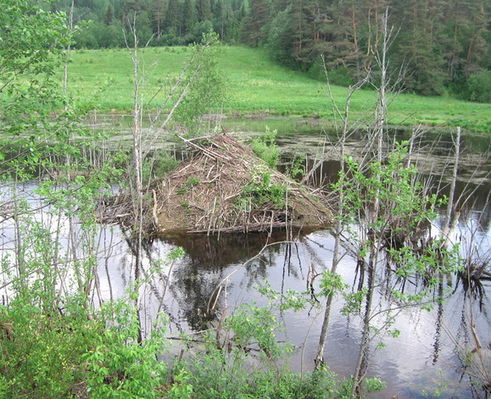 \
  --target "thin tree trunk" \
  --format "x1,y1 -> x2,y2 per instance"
130,13 -> 144,344
351,9 -> 390,398
444,126 -> 461,241
314,82 -> 350,368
